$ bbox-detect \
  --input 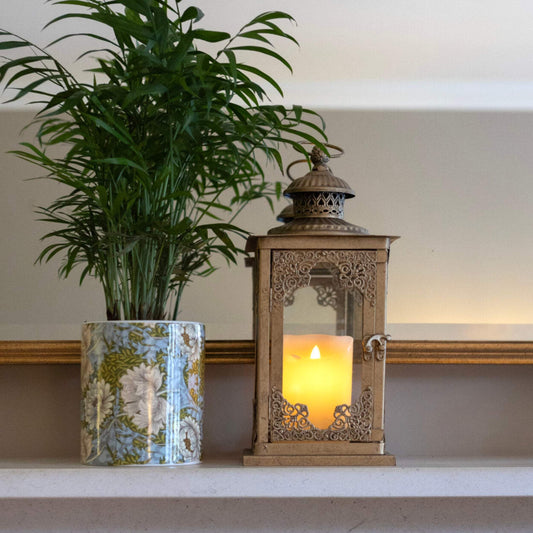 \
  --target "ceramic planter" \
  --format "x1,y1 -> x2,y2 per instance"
80,321 -> 204,466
